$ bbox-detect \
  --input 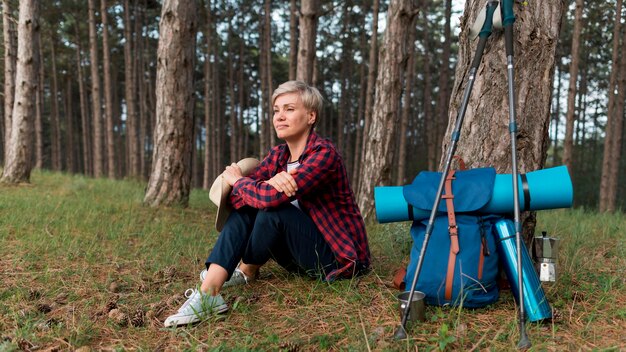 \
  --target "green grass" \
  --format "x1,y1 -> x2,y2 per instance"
1,171 -> 624,351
